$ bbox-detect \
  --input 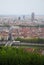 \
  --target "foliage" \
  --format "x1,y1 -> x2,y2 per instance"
15,37 -> 44,43
0,47 -> 44,65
